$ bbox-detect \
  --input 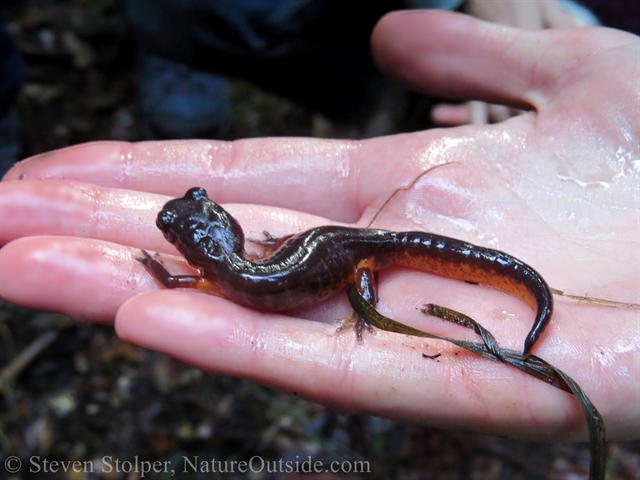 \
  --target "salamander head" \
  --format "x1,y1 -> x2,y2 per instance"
156,187 -> 245,265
